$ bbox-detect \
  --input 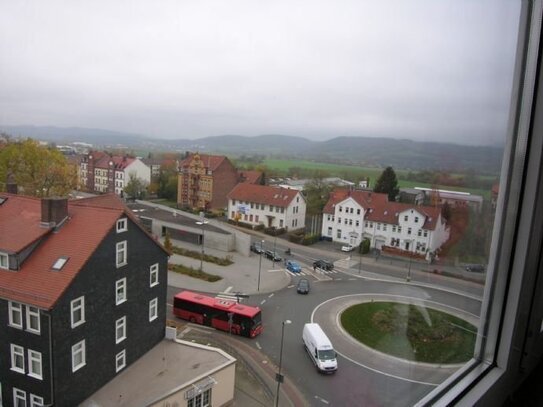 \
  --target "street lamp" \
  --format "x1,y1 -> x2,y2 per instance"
257,239 -> 265,292
272,234 -> 277,268
406,239 -> 414,282
275,319 -> 292,407
196,216 -> 209,272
